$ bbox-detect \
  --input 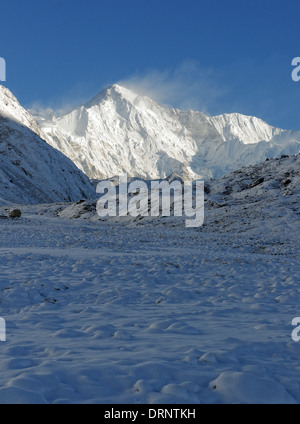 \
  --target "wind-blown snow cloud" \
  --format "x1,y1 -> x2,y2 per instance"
118,60 -> 227,114
29,61 -> 227,118
28,81 -> 103,118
